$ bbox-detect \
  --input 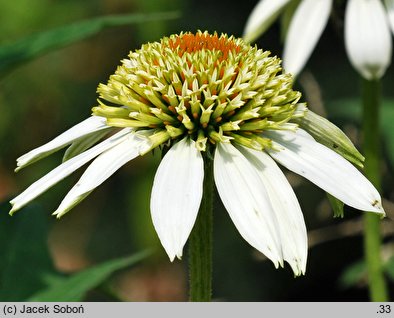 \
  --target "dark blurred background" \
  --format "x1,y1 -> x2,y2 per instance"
1,0 -> 393,301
